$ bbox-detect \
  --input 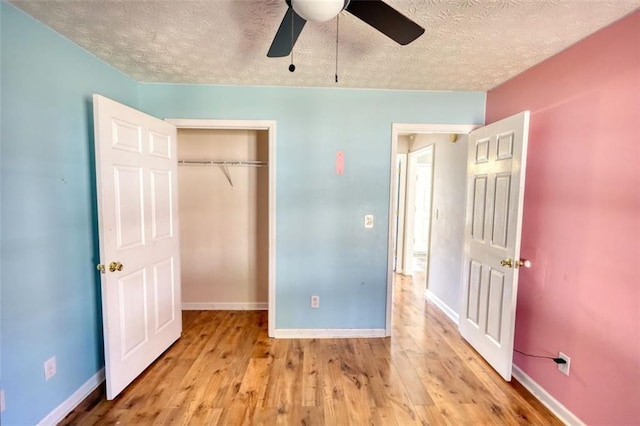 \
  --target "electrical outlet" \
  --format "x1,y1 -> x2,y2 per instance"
558,352 -> 570,376
44,356 -> 57,380
311,295 -> 320,309
1,389 -> 6,413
